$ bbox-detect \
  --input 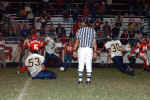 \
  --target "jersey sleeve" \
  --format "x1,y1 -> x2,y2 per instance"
117,40 -> 122,46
